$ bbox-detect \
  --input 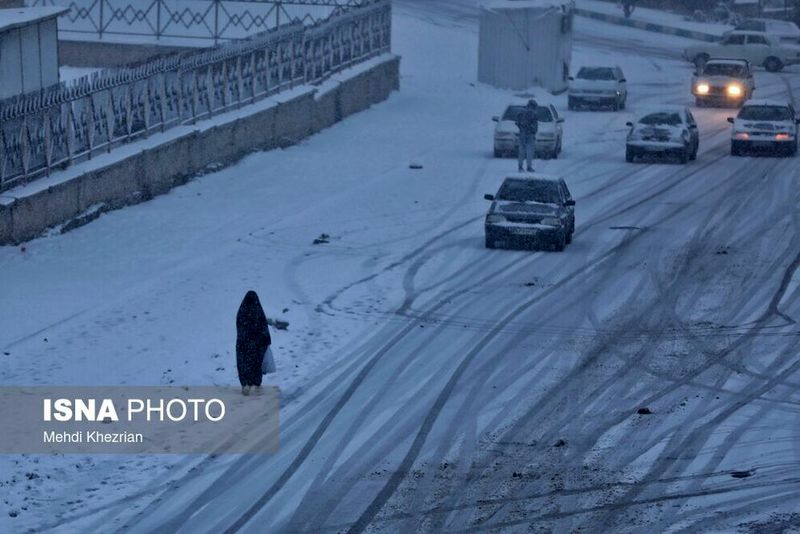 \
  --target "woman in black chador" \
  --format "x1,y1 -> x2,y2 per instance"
236,290 -> 271,395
